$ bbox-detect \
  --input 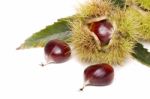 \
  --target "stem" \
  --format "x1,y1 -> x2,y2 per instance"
79,80 -> 89,91
39,61 -> 55,67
